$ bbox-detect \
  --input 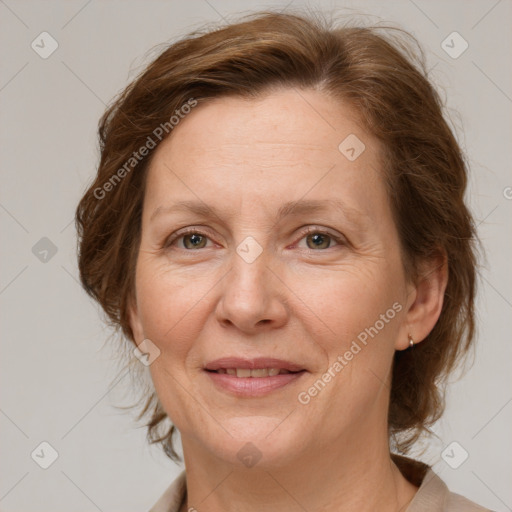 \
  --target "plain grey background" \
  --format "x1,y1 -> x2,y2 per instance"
1,0 -> 511,511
